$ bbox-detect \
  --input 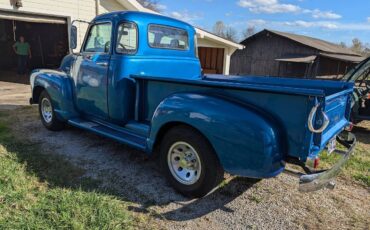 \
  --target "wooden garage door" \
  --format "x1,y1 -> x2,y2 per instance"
198,47 -> 224,74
